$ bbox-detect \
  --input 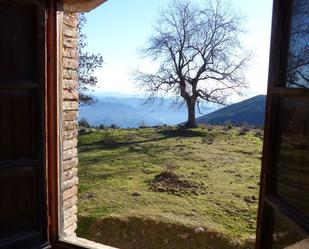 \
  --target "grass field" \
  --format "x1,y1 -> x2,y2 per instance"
76,126 -> 263,248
